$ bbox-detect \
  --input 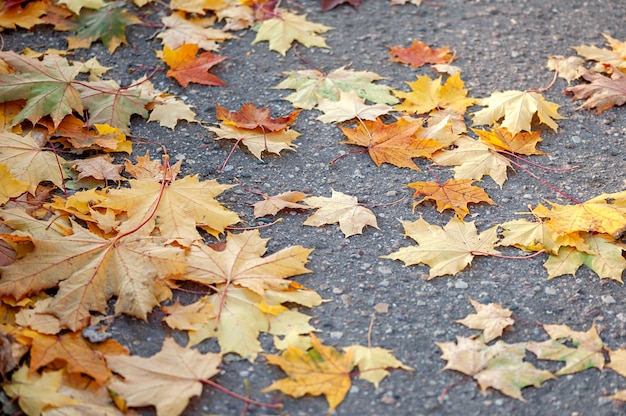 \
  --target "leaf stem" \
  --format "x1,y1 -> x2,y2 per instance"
498,149 -> 578,172
470,249 -> 545,259
201,379 -> 283,410
218,137 -> 244,173
225,218 -> 284,230
526,70 -> 558,93
360,194 -> 408,207
328,148 -> 369,166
